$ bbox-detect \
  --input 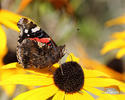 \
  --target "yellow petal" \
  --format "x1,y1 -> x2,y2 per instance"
25,69 -> 53,77
101,39 -> 125,54
66,53 -> 79,63
84,87 -> 104,96
116,48 -> 125,59
1,62 -> 54,77
0,18 -> 19,31
118,85 -> 125,92
0,10 -> 22,23
0,69 -> 23,80
65,91 -> 94,100
2,85 -> 16,96
111,31 -> 125,39
113,94 -> 125,100
25,66 -> 55,77
0,60 -> 3,66
1,62 -> 18,69
84,69 -> 110,78
0,25 -> 7,58
85,78 -> 125,88
27,86 -> 35,90
17,0 -> 32,13
105,15 -> 125,27
0,74 -> 53,86
52,90 -> 65,100
14,85 -> 58,100
0,67 -> 25,96
96,94 -> 117,100
53,63 -> 59,68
